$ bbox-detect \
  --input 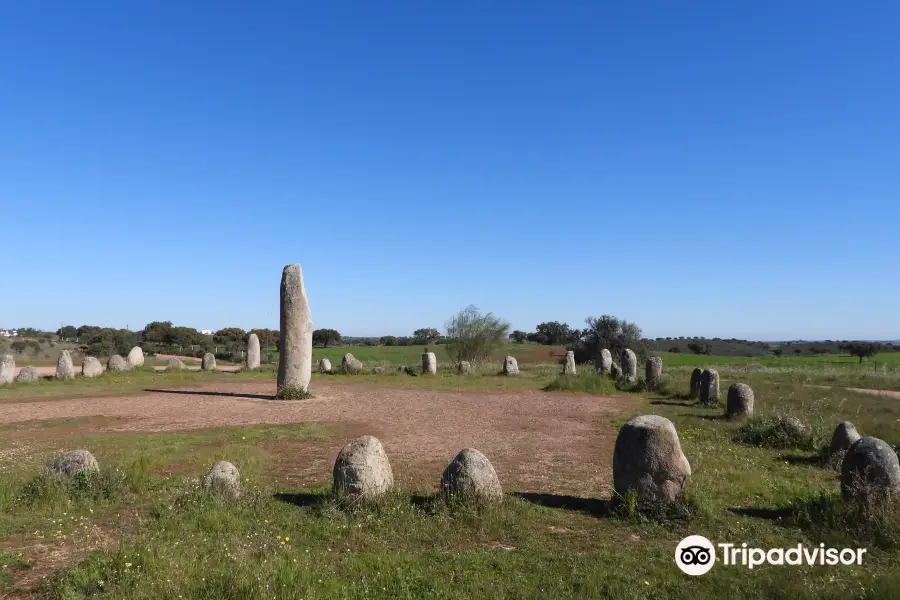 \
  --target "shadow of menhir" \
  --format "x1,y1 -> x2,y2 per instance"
513,492 -> 613,518
143,389 -> 275,401
273,492 -> 328,508
727,506 -> 793,522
